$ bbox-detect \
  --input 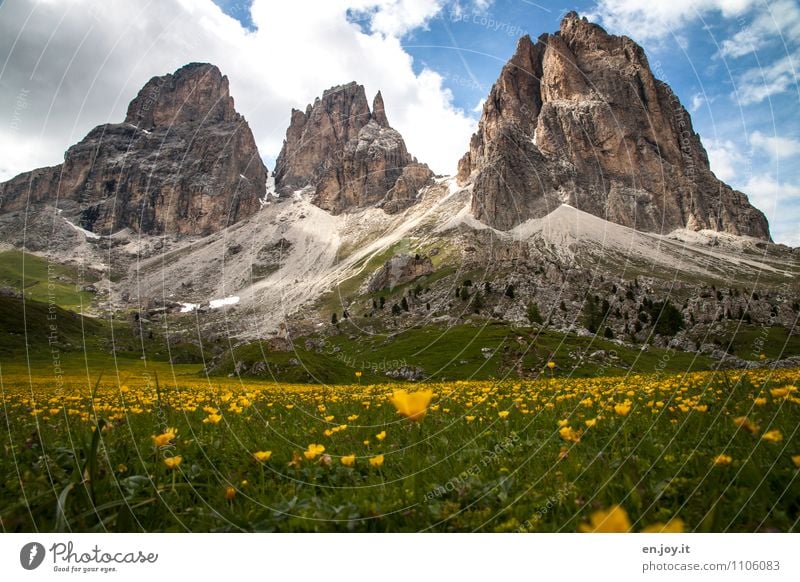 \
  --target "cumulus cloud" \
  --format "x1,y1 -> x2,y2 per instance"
735,51 -> 800,104
741,174 -> 800,245
750,130 -> 800,159
706,138 -> 748,182
587,0 -> 757,41
719,0 -> 800,58
0,0 -> 477,180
